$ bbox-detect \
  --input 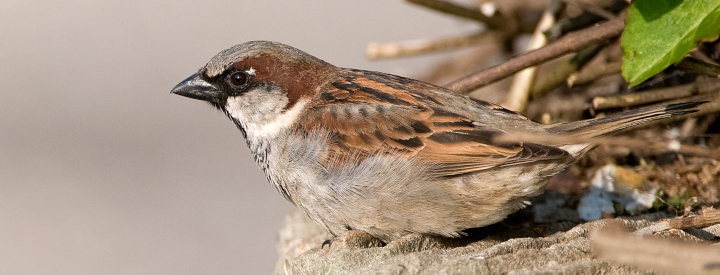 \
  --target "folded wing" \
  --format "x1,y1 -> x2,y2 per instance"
297,69 -> 570,177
